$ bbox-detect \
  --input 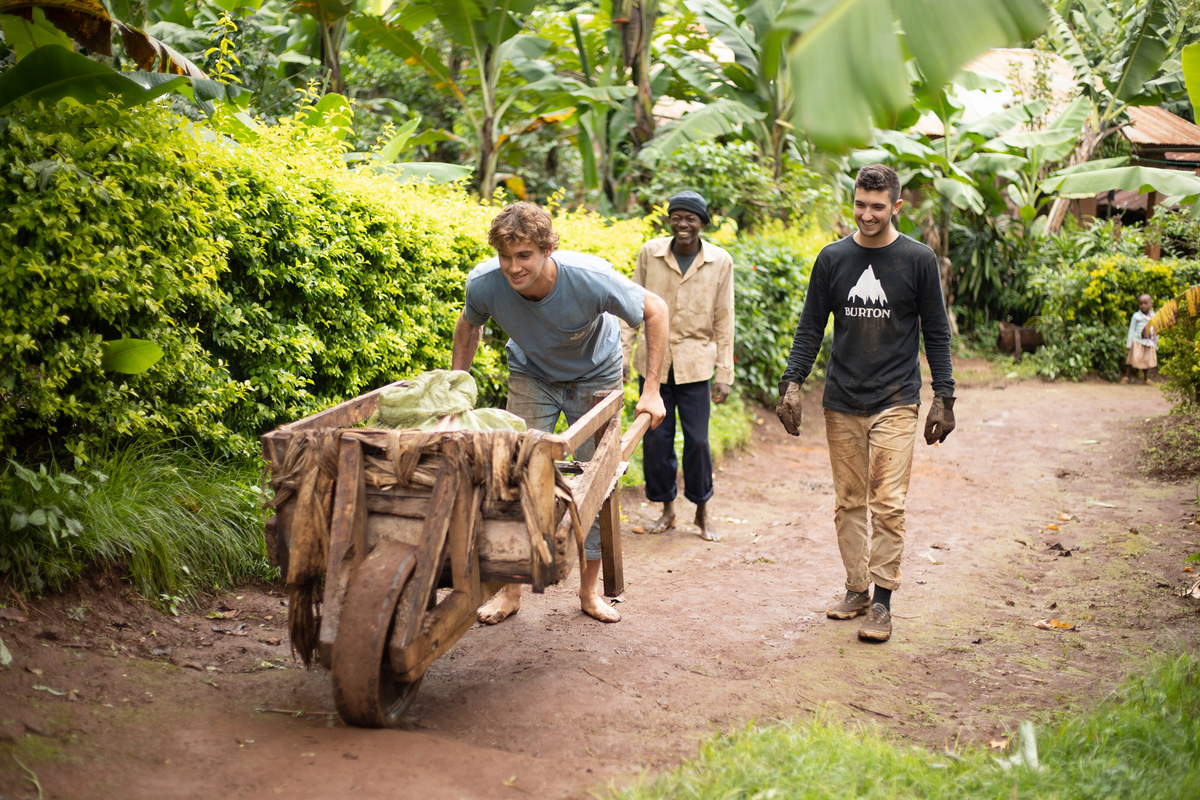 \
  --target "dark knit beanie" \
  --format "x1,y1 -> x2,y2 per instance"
667,191 -> 710,225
